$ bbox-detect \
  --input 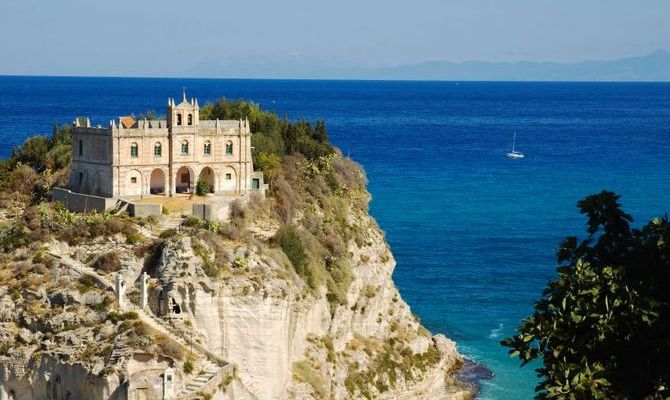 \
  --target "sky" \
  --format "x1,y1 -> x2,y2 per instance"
0,0 -> 669,77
